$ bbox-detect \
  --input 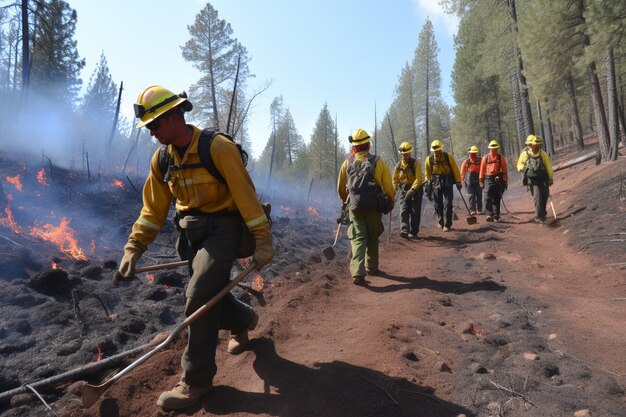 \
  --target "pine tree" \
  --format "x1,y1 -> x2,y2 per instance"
307,103 -> 338,185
